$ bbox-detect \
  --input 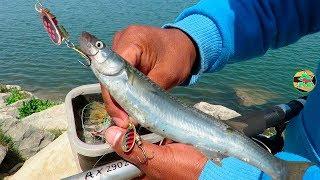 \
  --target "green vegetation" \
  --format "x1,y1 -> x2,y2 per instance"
5,89 -> 27,105
263,127 -> 276,137
0,129 -> 20,157
48,129 -> 65,139
18,98 -> 55,119
0,128 -> 25,173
